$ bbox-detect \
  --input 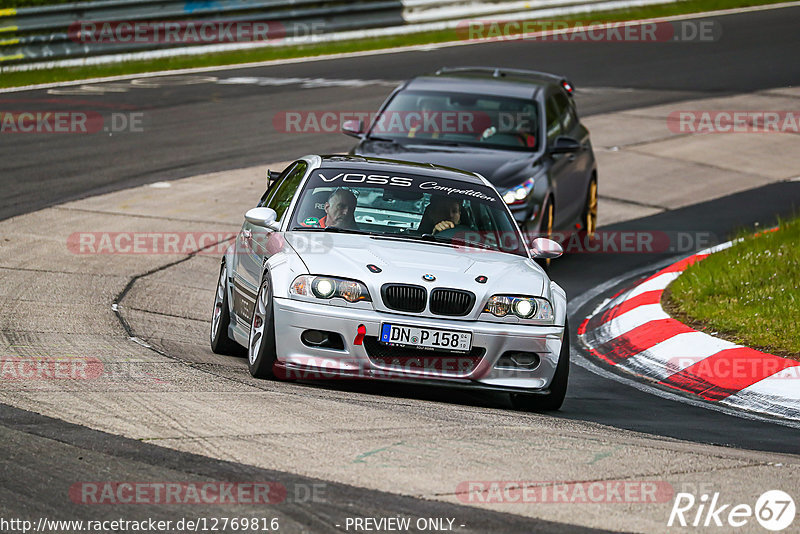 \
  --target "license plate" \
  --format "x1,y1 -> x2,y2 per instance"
379,323 -> 472,352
